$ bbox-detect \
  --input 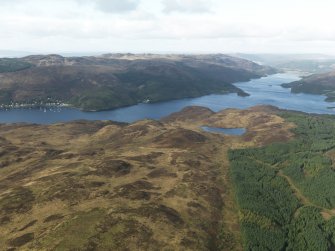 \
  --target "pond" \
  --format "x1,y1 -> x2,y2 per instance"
201,126 -> 246,135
